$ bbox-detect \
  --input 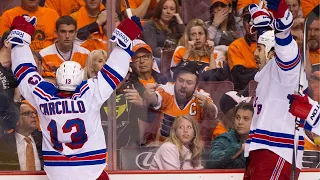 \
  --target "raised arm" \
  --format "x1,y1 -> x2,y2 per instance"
9,16 -> 57,109
270,0 -> 300,72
